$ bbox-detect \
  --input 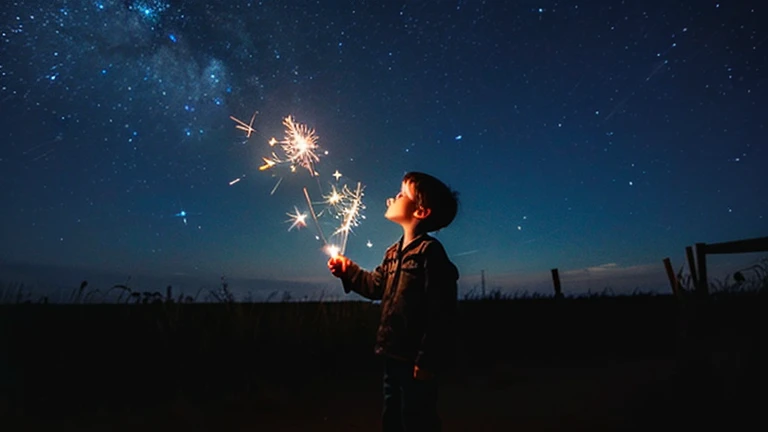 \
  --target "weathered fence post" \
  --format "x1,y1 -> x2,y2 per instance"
662,257 -> 681,299
695,242 -> 709,297
685,245 -> 699,290
551,268 -> 563,299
